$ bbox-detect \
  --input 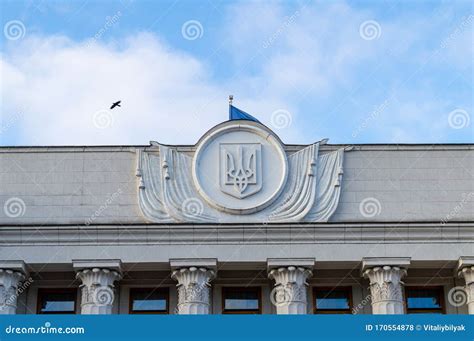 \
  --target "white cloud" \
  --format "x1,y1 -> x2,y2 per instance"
1,33 -> 230,145
0,2 -> 471,145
